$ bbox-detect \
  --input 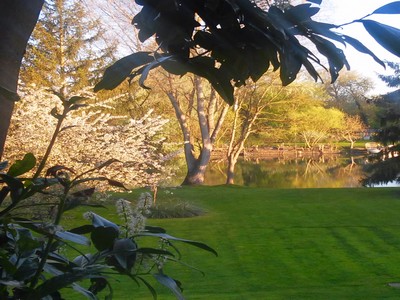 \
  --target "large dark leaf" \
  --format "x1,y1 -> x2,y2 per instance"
189,57 -> 234,105
343,34 -> 385,68
55,230 -> 90,246
91,213 -> 119,230
94,52 -> 153,92
153,273 -> 184,300
112,238 -> 137,271
91,227 -> 118,251
285,3 -> 320,23
0,174 -> 24,203
36,266 -> 105,298
361,20 -> 400,57
139,55 -> 173,89
0,160 -> 8,171
7,153 -> 36,177
373,1 -> 400,14
280,42 -> 303,86
306,0 -> 322,4
311,36 -> 349,82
